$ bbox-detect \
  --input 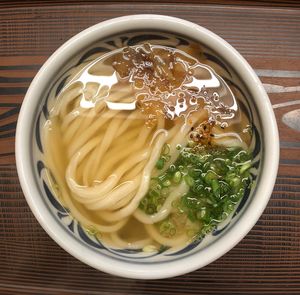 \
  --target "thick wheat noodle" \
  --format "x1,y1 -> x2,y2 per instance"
67,146 -> 151,202
94,115 -> 150,179
60,94 -> 107,130
63,109 -> 104,148
109,232 -> 152,250
62,100 -> 107,145
64,106 -> 160,214
95,147 -> 150,185
164,129 -> 189,169
63,85 -> 135,137
47,148 -> 130,233
109,191 -> 137,210
91,126 -> 142,180
91,148 -> 150,197
64,106 -> 139,152
103,123 -> 143,152
114,120 -> 152,150
64,107 -> 103,146
114,110 -> 145,136
107,86 -> 134,101
80,150 -> 149,204
70,106 -> 107,141
134,182 -> 189,224
85,179 -> 140,210
71,126 -> 107,179
44,129 -> 128,233
96,127 -> 152,180
62,110 -> 88,145
80,84 -> 133,107
165,120 -> 182,138
95,163 -> 146,216
47,151 -> 128,232
98,125 -> 148,167
87,117 -> 123,182
98,130 -> 168,222
66,111 -> 114,157
99,125 -> 169,210
71,124 -> 108,166
53,85 -> 80,114
75,159 -> 89,185
212,131 -> 247,149
56,86 -> 82,118
95,111 -> 156,183
63,114 -> 85,145
61,106 -> 90,132
66,109 -> 124,157
60,103 -> 90,143
120,161 -> 146,182
63,191 -> 129,233
79,125 -> 112,180
66,137 -> 114,199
